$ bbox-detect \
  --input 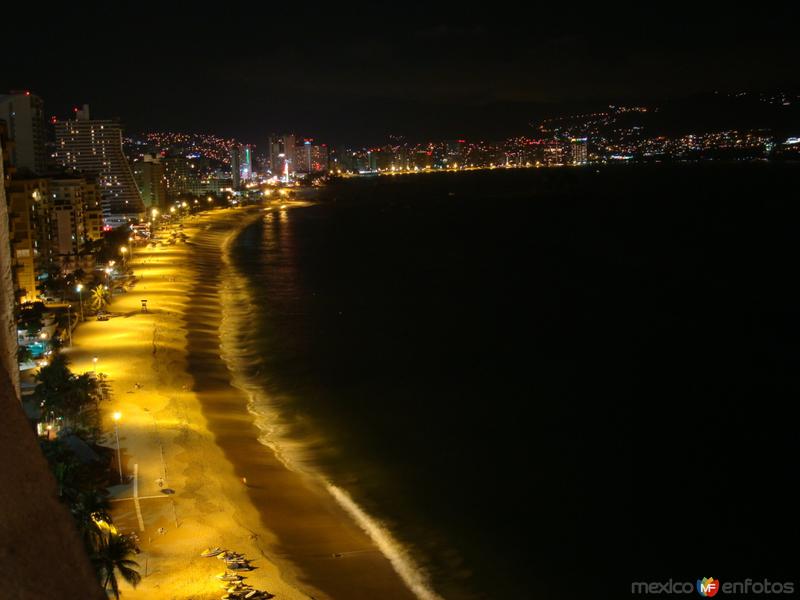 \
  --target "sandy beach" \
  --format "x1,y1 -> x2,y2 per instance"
65,207 -> 417,599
